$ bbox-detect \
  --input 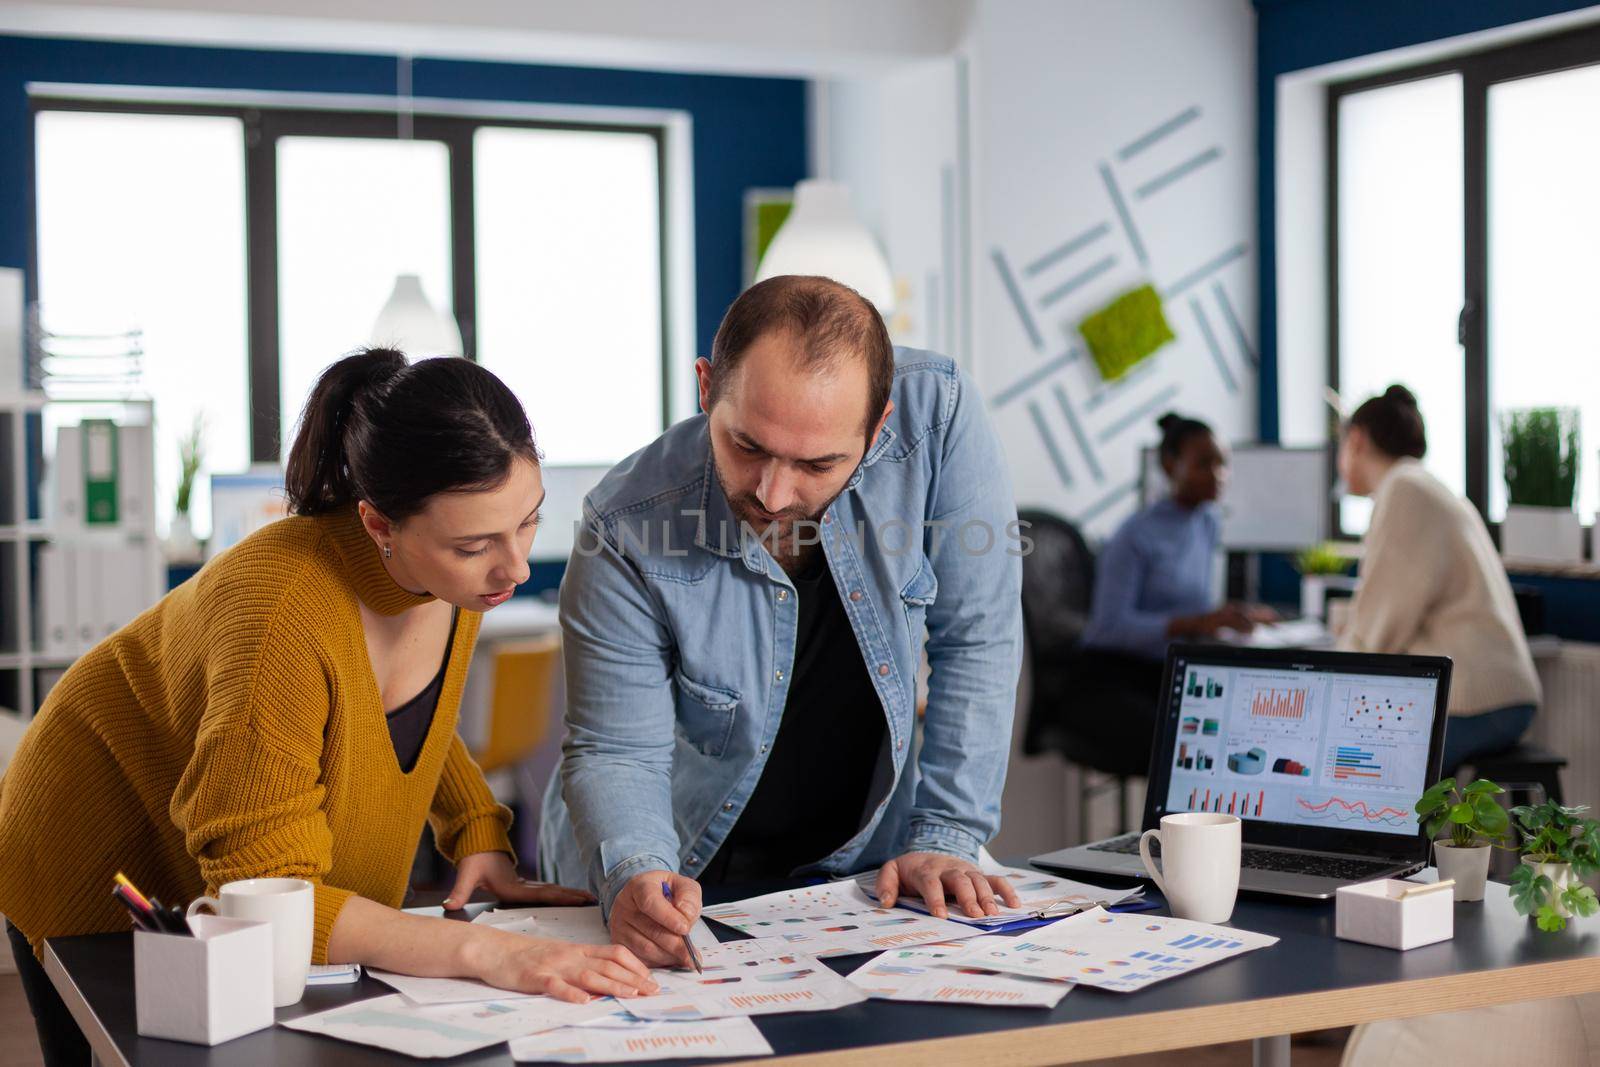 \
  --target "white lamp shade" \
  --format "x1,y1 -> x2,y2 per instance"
371,273 -> 463,357
754,180 -> 894,313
